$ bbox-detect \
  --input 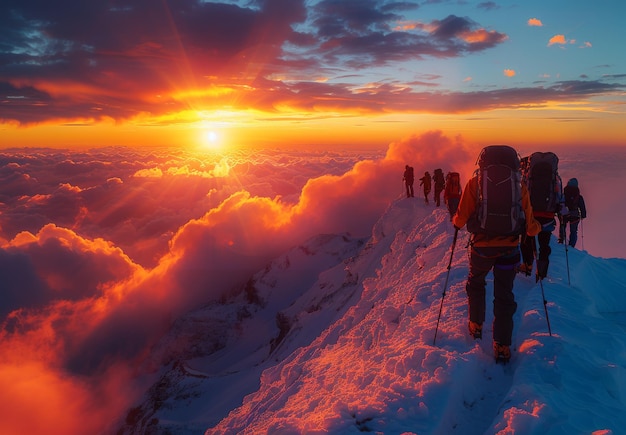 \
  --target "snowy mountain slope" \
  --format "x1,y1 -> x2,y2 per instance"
121,198 -> 626,435
118,231 -> 372,434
